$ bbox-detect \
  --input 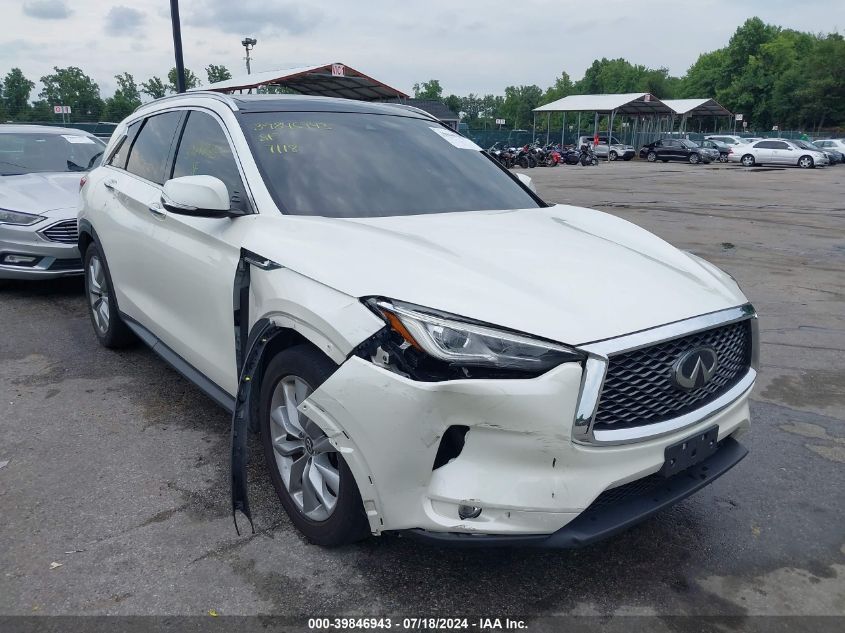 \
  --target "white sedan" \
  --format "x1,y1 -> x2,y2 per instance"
78,92 -> 758,547
729,138 -> 828,168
